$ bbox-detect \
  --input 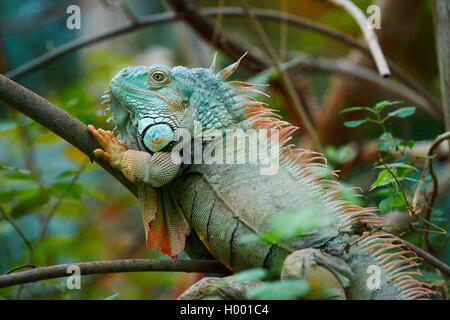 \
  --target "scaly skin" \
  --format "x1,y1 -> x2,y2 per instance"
88,57 -> 433,299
